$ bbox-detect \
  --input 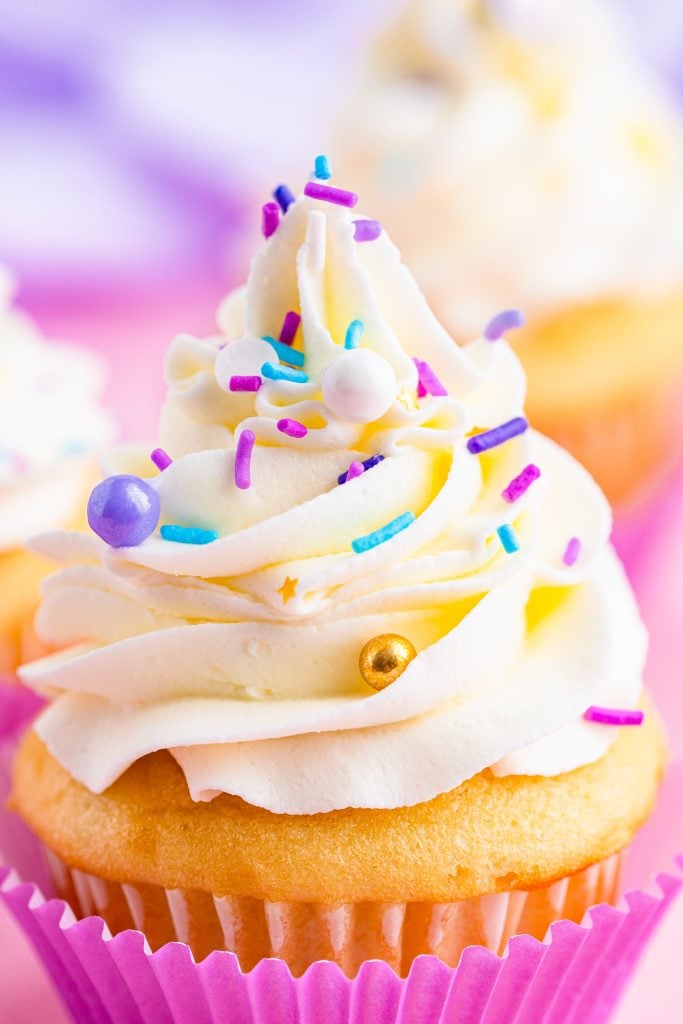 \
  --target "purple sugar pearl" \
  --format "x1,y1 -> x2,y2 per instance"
87,475 -> 160,548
